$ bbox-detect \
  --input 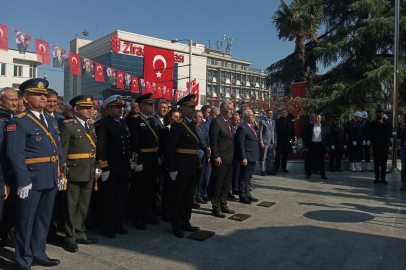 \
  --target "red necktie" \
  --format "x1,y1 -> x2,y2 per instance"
250,125 -> 258,140
226,120 -> 232,137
